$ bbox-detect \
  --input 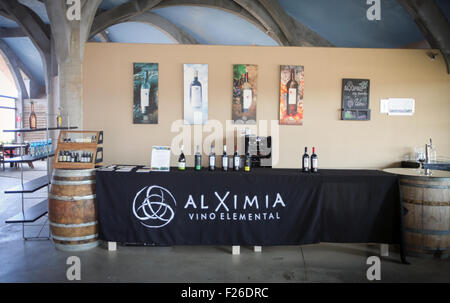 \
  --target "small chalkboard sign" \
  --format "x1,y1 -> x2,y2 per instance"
341,78 -> 370,120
